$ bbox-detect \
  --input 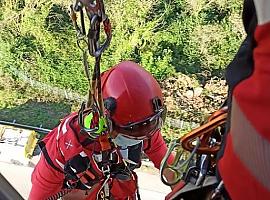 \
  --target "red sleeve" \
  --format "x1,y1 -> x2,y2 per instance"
233,22 -> 270,140
217,22 -> 270,200
143,130 -> 174,169
29,155 -> 64,200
